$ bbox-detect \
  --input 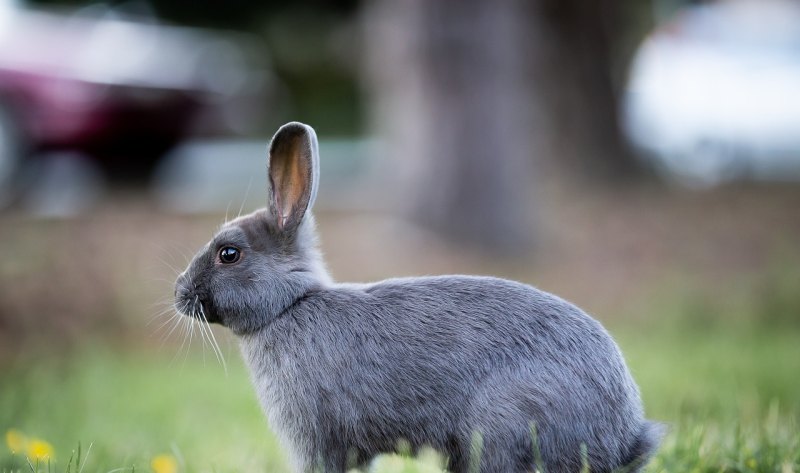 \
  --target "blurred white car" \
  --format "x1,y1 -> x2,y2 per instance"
623,0 -> 800,186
